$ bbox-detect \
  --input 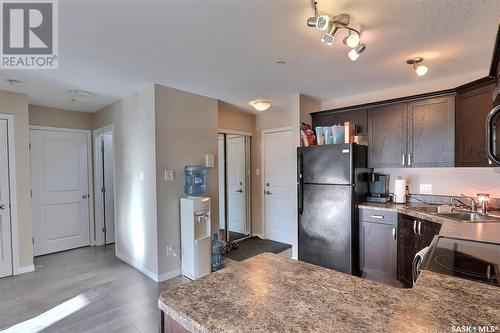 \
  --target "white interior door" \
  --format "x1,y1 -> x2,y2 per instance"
264,130 -> 293,245
217,135 -> 225,231
0,119 -> 13,277
31,128 -> 90,256
227,135 -> 247,235
102,133 -> 115,244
